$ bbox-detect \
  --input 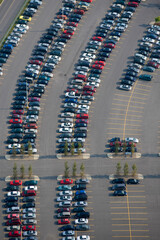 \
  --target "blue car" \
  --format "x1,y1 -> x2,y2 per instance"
75,190 -> 86,195
64,98 -> 78,103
